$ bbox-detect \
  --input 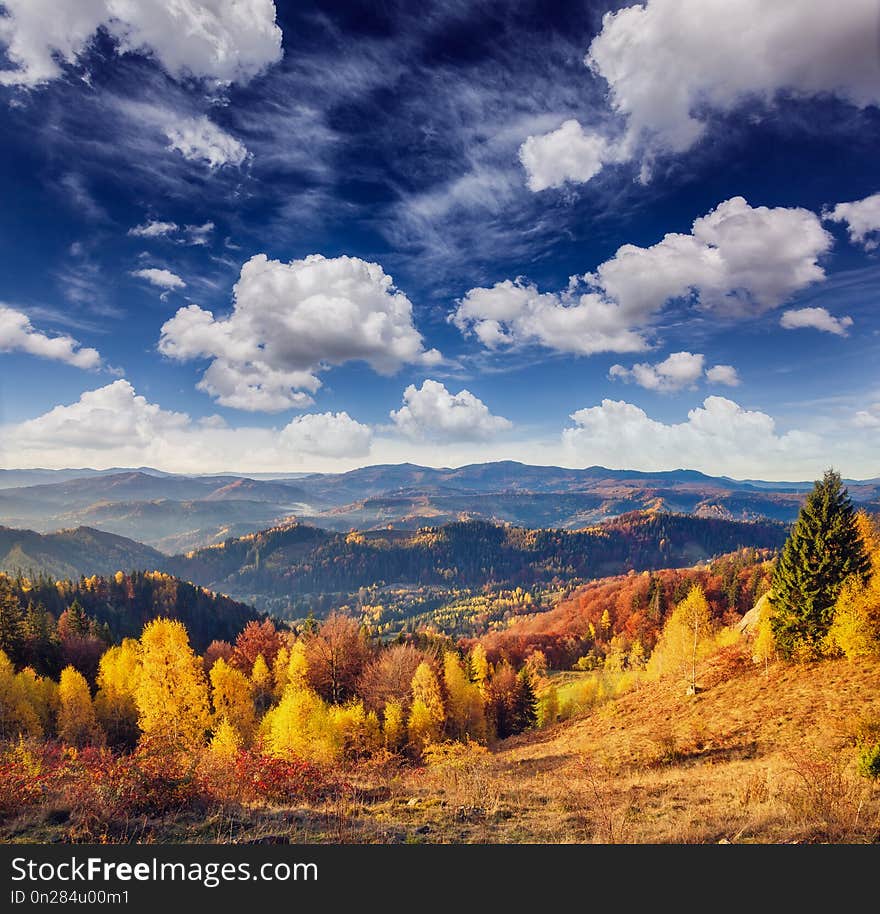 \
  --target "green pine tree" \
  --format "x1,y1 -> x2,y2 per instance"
0,576 -> 25,665
512,668 -> 538,734
771,469 -> 870,658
